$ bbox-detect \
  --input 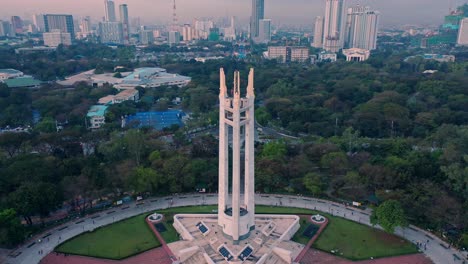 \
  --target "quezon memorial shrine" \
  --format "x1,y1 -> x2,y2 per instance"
169,69 -> 302,263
